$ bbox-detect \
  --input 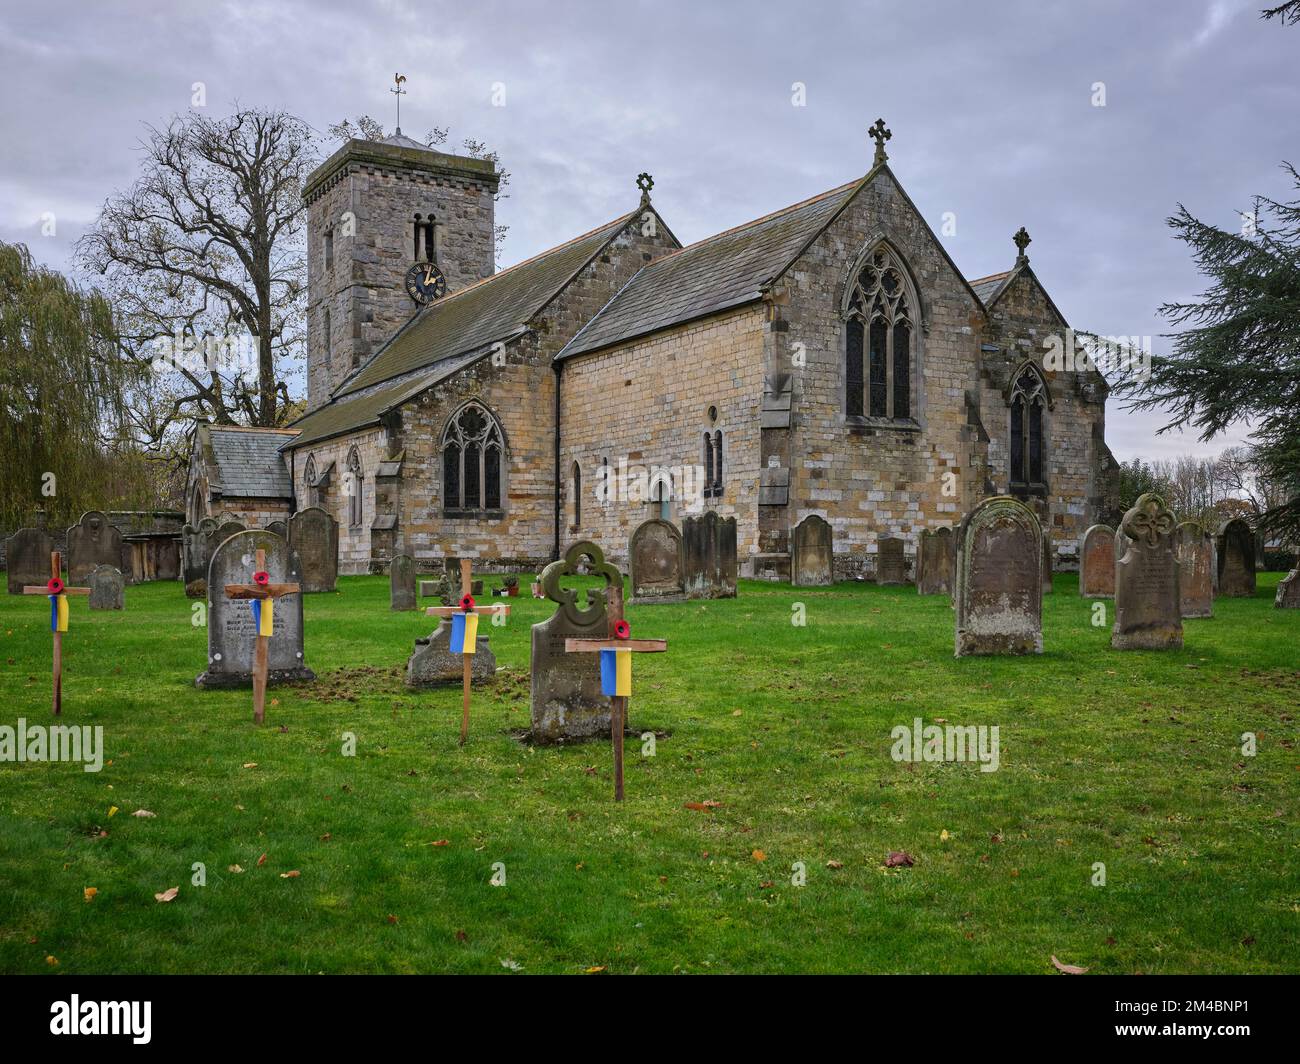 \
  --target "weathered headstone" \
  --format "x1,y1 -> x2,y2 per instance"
1216,518 -> 1256,598
407,620 -> 496,685
1041,530 -> 1053,595
630,518 -> 686,602
215,520 -> 245,545
5,526 -> 54,595
955,496 -> 1042,657
195,530 -> 314,687
530,541 -> 622,742
1111,493 -> 1182,651
66,511 -> 125,585
182,518 -> 218,598
287,507 -> 338,593
916,527 -> 954,596
791,515 -> 834,587
1175,521 -> 1214,619
390,553 -> 416,611
418,579 -> 440,599
265,520 -> 288,539
682,511 -> 737,599
1079,524 -> 1116,598
88,565 -> 125,610
1275,569 -> 1300,610
876,536 -> 907,585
